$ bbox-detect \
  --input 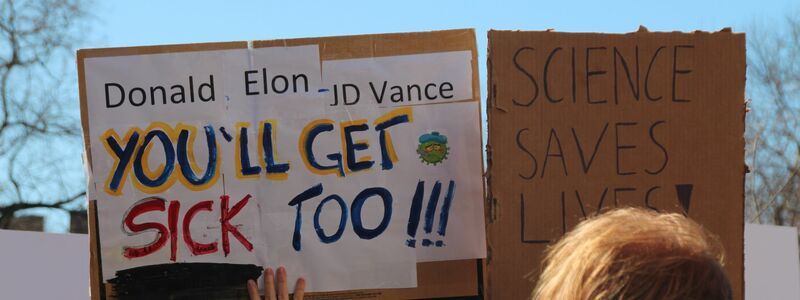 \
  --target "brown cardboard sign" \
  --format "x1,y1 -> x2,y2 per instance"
79,29 -> 483,300
486,30 -> 745,299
